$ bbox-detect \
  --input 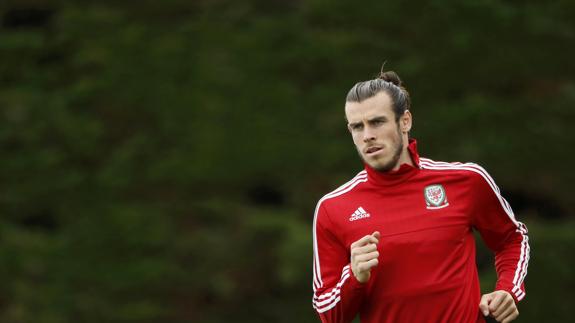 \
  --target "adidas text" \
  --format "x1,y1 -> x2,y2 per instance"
349,207 -> 370,221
